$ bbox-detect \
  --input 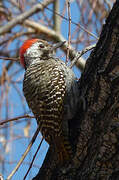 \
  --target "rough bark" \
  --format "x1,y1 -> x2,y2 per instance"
33,1 -> 119,179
